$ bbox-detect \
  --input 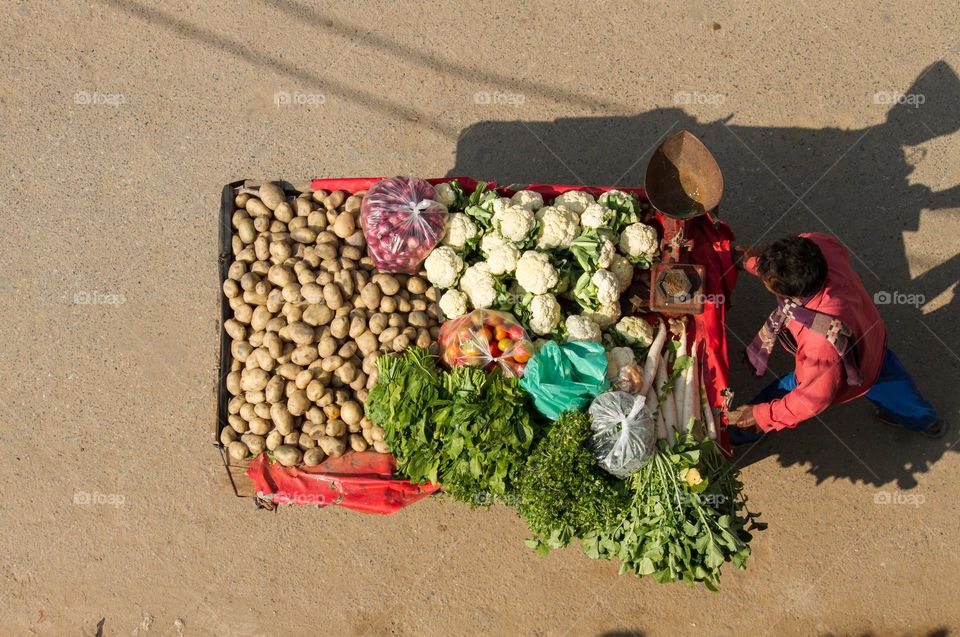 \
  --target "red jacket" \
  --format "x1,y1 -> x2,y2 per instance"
745,233 -> 887,431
